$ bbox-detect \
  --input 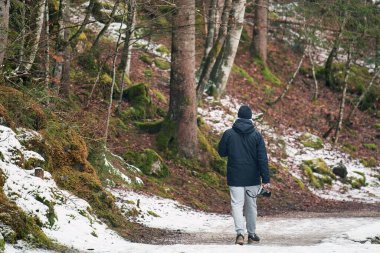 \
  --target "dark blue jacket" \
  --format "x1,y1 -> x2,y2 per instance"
218,118 -> 270,186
